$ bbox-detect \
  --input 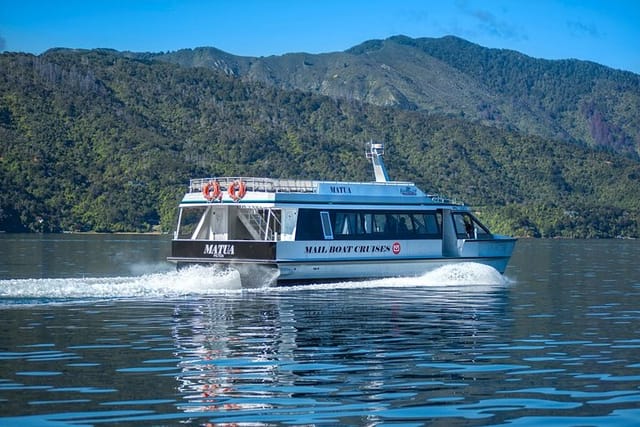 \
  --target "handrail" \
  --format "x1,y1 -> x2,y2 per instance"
188,177 -> 462,205
190,177 -> 317,194
237,206 -> 282,241
189,177 -> 421,193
